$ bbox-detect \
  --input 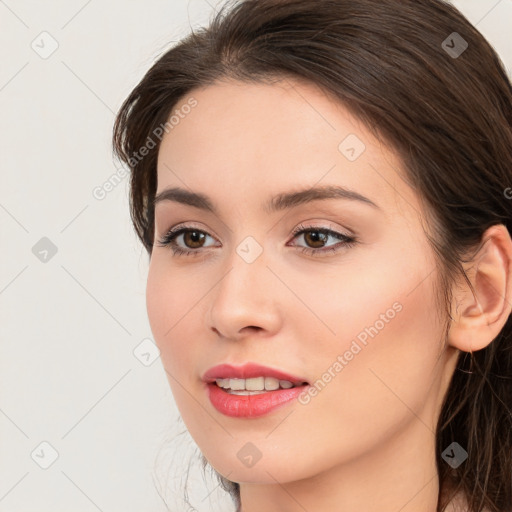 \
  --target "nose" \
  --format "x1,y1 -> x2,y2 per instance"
207,248 -> 282,341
